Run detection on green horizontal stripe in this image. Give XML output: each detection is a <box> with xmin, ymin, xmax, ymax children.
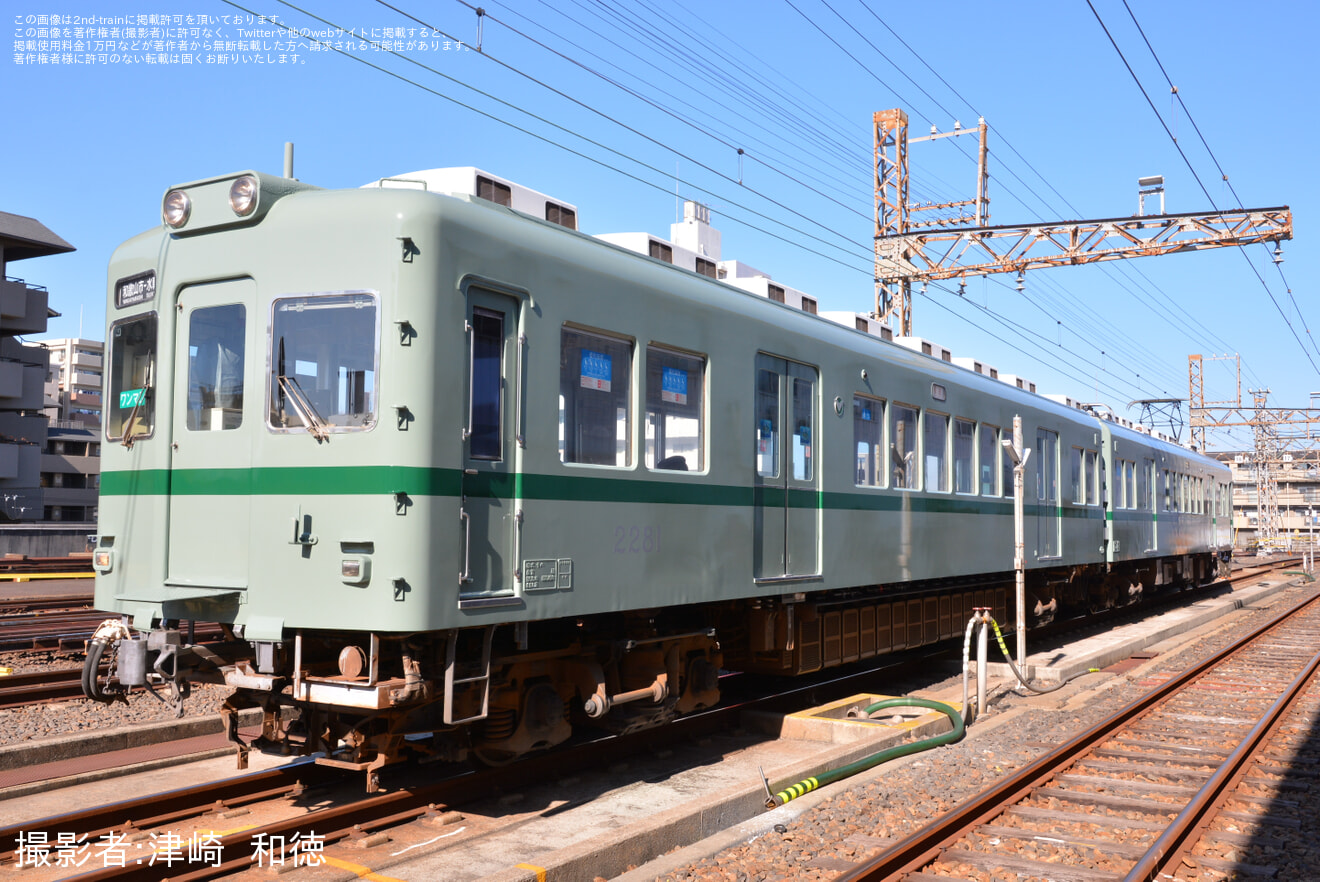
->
<box><xmin>96</xmin><ymin>466</ymin><xmax>1173</xmax><ymax>520</ymax></box>
<box><xmin>100</xmin><ymin>467</ymin><xmax>461</xmax><ymax>497</ymax></box>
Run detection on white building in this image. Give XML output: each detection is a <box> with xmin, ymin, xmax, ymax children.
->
<box><xmin>39</xmin><ymin>337</ymin><xmax>103</xmax><ymax>428</ymax></box>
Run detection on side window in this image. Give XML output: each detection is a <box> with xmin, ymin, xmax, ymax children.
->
<box><xmin>1115</xmin><ymin>460</ymin><xmax>1127</xmax><ymax>509</ymax></box>
<box><xmin>107</xmin><ymin>313</ymin><xmax>158</xmax><ymax>442</ymax></box>
<box><xmin>854</xmin><ymin>395</ymin><xmax>886</xmax><ymax>487</ymax></box>
<box><xmin>979</xmin><ymin>423</ymin><xmax>998</xmax><ymax>496</ymax></box>
<box><xmin>1069</xmin><ymin>447</ymin><xmax>1084</xmax><ymax>504</ymax></box>
<box><xmin>1001</xmin><ymin>428</ymin><xmax>1014</xmax><ymax>498</ymax></box>
<box><xmin>645</xmin><ymin>346</ymin><xmax>704</xmax><ymax>472</ymax></box>
<box><xmin>1126</xmin><ymin>462</ymin><xmax>1137</xmax><ymax>510</ymax></box>
<box><xmin>186</xmin><ymin>304</ymin><xmax>245</xmax><ymax>431</ymax></box>
<box><xmin>468</xmin><ymin>307</ymin><xmax>504</xmax><ymax>461</ymax></box>
<box><xmin>1163</xmin><ymin>469</ymin><xmax>1171</xmax><ymax>511</ymax></box>
<box><xmin>891</xmin><ymin>404</ymin><xmax>919</xmax><ymax>489</ymax></box>
<box><xmin>925</xmin><ymin>412</ymin><xmax>949</xmax><ymax>492</ymax></box>
<box><xmin>1085</xmin><ymin>450</ymin><xmax>1099</xmax><ymax>505</ymax></box>
<box><xmin>1035</xmin><ymin>429</ymin><xmax>1059</xmax><ymax>505</ymax></box>
<box><xmin>791</xmin><ymin>374</ymin><xmax>814</xmax><ymax>481</ymax></box>
<box><xmin>953</xmin><ymin>419</ymin><xmax>975</xmax><ymax>494</ymax></box>
<box><xmin>756</xmin><ymin>368</ymin><xmax>779</xmax><ymax>478</ymax></box>
<box><xmin>560</xmin><ymin>328</ymin><xmax>633</xmax><ymax>467</ymax></box>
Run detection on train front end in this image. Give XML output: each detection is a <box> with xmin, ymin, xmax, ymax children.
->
<box><xmin>87</xmin><ymin>170</ymin><xmax>479</xmax><ymax>784</ymax></box>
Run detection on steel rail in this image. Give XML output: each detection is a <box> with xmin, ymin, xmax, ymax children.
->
<box><xmin>0</xmin><ymin>667</ymin><xmax>89</xmax><ymax>708</ymax></box>
<box><xmin>835</xmin><ymin>583</ymin><xmax>1320</xmax><ymax>881</ymax></box>
<box><xmin>0</xmin><ymin>561</ymin><xmax>1298</xmax><ymax>878</ymax></box>
<box><xmin>0</xmin><ymin>765</ymin><xmax>333</xmax><ymax>862</ymax></box>
<box><xmin>1124</xmin><ymin>633</ymin><xmax>1320</xmax><ymax>880</ymax></box>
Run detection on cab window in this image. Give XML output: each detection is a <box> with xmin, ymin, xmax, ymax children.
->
<box><xmin>268</xmin><ymin>292</ymin><xmax>378</xmax><ymax>433</ymax></box>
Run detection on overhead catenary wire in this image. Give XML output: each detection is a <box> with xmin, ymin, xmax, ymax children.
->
<box><xmin>1085</xmin><ymin>0</ymin><xmax>1319</xmax><ymax>380</ymax></box>
<box><xmin>853</xmin><ymin>2</ymin><xmax>1271</xmax><ymax>389</ymax></box>
<box><xmin>509</xmin><ymin>0</ymin><xmax>1193</xmax><ymax>401</ymax></box>
<box><xmin>793</xmin><ymin>0</ymin><xmax>1248</xmax><ymax>399</ymax></box>
<box><xmin>509</xmin><ymin>0</ymin><xmax>872</xmax><ymax>211</ymax></box>
<box><xmin>463</xmin><ymin>0</ymin><xmax>1244</xmax><ymax>404</ymax></box>
<box><xmin>230</xmin><ymin>0</ymin><xmax>1252</xmax><ymax>413</ymax></box>
<box><xmin>431</xmin><ymin>0</ymin><xmax>880</xmax><ymax>241</ymax></box>
<box><xmin>244</xmin><ymin>0</ymin><xmax>886</xmax><ymax>278</ymax></box>
<box><xmin>1118</xmin><ymin>0</ymin><xmax>1319</xmax><ymax>365</ymax></box>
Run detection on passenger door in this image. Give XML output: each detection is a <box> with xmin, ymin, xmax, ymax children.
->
<box><xmin>753</xmin><ymin>354</ymin><xmax>819</xmax><ymax>581</ymax></box>
<box><xmin>459</xmin><ymin>288</ymin><xmax>522</xmax><ymax>601</ymax></box>
<box><xmin>167</xmin><ymin>279</ymin><xmax>252</xmax><ymax>589</ymax></box>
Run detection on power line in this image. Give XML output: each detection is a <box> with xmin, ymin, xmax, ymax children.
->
<box><xmin>1119</xmin><ymin>0</ymin><xmax>1319</xmax><ymax>365</ymax></box>
<box><xmin>227</xmin><ymin>0</ymin><xmax>874</xmax><ymax>277</ymax></box>
<box><xmin>1085</xmin><ymin>0</ymin><xmax>1319</xmax><ymax>378</ymax></box>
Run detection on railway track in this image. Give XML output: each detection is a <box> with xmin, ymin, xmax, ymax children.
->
<box><xmin>835</xmin><ymin>578</ymin><xmax>1320</xmax><ymax>881</ymax></box>
<box><xmin>0</xmin><ymin>561</ymin><xmax>1305</xmax><ymax>879</ymax></box>
<box><xmin>0</xmin><ymin>667</ymin><xmax>88</xmax><ymax>709</ymax></box>
<box><xmin>0</xmin><ymin>556</ymin><xmax>93</xmax><ymax>578</ymax></box>
<box><xmin>0</xmin><ymin>595</ymin><xmax>94</xmax><ymax>615</ymax></box>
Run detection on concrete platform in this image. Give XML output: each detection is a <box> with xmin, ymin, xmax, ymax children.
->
<box><xmin>986</xmin><ymin>576</ymin><xmax>1300</xmax><ymax>684</ymax></box>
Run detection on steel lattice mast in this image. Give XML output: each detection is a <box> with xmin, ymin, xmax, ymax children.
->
<box><xmin>873</xmin><ymin>109</ymin><xmax>1294</xmax><ymax>336</ymax></box>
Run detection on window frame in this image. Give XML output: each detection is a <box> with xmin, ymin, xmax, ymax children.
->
<box><xmin>185</xmin><ymin>302</ymin><xmax>247</xmax><ymax>433</ymax></box>
<box><xmin>953</xmin><ymin>417</ymin><xmax>976</xmax><ymax>495</ymax></box>
<box><xmin>266</xmin><ymin>290</ymin><xmax>381</xmax><ymax>436</ymax></box>
<box><xmin>925</xmin><ymin>411</ymin><xmax>950</xmax><ymax>493</ymax></box>
<box><xmin>105</xmin><ymin>311</ymin><xmax>160</xmax><ymax>443</ymax></box>
<box><xmin>1069</xmin><ymin>446</ymin><xmax>1084</xmax><ymax>504</ymax></box>
<box><xmin>644</xmin><ymin>344</ymin><xmax>706</xmax><ymax>474</ymax></box>
<box><xmin>979</xmin><ymin>423</ymin><xmax>1000</xmax><ymax>497</ymax></box>
<box><xmin>1085</xmin><ymin>450</ymin><xmax>1099</xmax><ymax>505</ymax></box>
<box><xmin>559</xmin><ymin>324</ymin><xmax>636</xmax><ymax>469</ymax></box>
<box><xmin>891</xmin><ymin>402</ymin><xmax>920</xmax><ymax>491</ymax></box>
<box><xmin>853</xmin><ymin>394</ymin><xmax>887</xmax><ymax>489</ymax></box>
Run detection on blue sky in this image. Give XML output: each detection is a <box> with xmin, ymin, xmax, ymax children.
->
<box><xmin>8</xmin><ymin>0</ymin><xmax>1315</xmax><ymax>449</ymax></box>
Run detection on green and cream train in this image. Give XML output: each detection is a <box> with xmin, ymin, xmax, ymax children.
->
<box><xmin>86</xmin><ymin>165</ymin><xmax>1231</xmax><ymax>780</ymax></box>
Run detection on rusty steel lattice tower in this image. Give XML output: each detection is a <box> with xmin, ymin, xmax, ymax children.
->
<box><xmin>873</xmin><ymin>109</ymin><xmax>1293</xmax><ymax>336</ymax></box>
<box><xmin>1250</xmin><ymin>389</ymin><xmax>1282</xmax><ymax>543</ymax></box>
<box><xmin>1188</xmin><ymin>355</ymin><xmax>1320</xmax><ymax>544</ymax></box>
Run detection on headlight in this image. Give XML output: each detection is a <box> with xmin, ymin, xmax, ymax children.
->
<box><xmin>162</xmin><ymin>190</ymin><xmax>191</xmax><ymax>228</ymax></box>
<box><xmin>228</xmin><ymin>175</ymin><xmax>259</xmax><ymax>217</ymax></box>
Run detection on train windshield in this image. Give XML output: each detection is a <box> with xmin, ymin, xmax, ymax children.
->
<box><xmin>106</xmin><ymin>313</ymin><xmax>157</xmax><ymax>443</ymax></box>
<box><xmin>268</xmin><ymin>292</ymin><xmax>378</xmax><ymax>434</ymax></box>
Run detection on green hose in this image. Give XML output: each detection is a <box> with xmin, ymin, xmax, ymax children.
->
<box><xmin>765</xmin><ymin>697</ymin><xmax>964</xmax><ymax>809</ymax></box>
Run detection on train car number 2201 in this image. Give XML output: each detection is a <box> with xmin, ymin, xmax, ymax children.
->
<box><xmin>614</xmin><ymin>526</ymin><xmax>662</xmax><ymax>554</ymax></box>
